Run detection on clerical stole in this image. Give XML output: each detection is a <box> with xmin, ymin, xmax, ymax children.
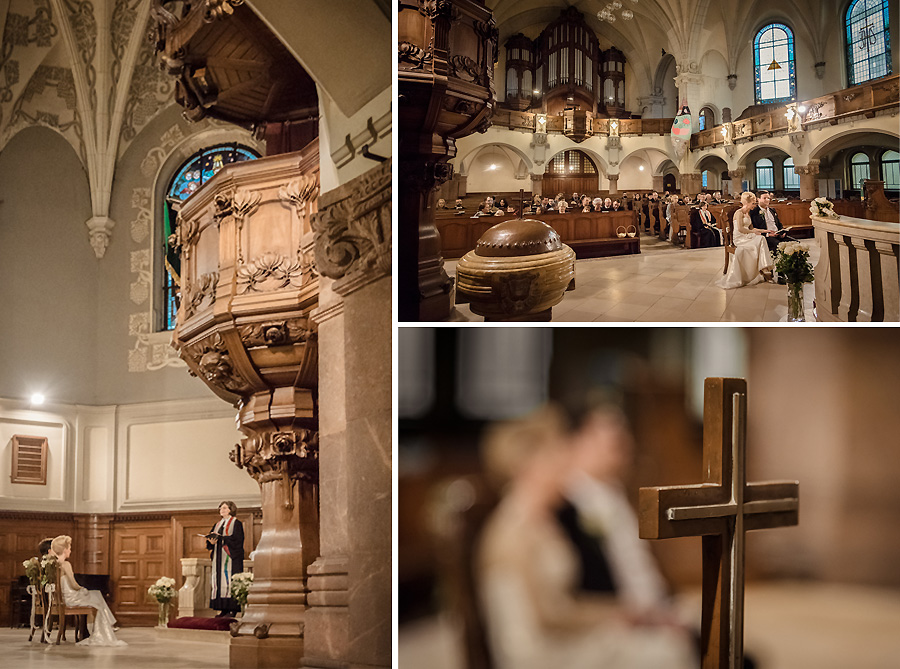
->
<box><xmin>211</xmin><ymin>516</ymin><xmax>236</xmax><ymax>603</ymax></box>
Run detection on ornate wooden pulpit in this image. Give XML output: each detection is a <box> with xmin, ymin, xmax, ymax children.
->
<box><xmin>639</xmin><ymin>377</ymin><xmax>800</xmax><ymax>669</ymax></box>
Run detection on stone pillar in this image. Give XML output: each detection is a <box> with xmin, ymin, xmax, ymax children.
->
<box><xmin>531</xmin><ymin>174</ymin><xmax>544</xmax><ymax>197</ymax></box>
<box><xmin>637</xmin><ymin>94</ymin><xmax>666</xmax><ymax>118</ymax></box>
<box><xmin>681</xmin><ymin>172</ymin><xmax>702</xmax><ymax>195</ymax></box>
<box><xmin>608</xmin><ymin>174</ymin><xmax>619</xmax><ymax>195</ymax></box>
<box><xmin>728</xmin><ymin>168</ymin><xmax>746</xmax><ymax>196</ymax></box>
<box><xmin>796</xmin><ymin>160</ymin><xmax>820</xmax><ymax>200</ymax></box>
<box><xmin>399</xmin><ymin>0</ymin><xmax>498</xmax><ymax>321</ymax></box>
<box><xmin>304</xmin><ymin>161</ymin><xmax>392</xmax><ymax>669</ymax></box>
<box><xmin>652</xmin><ymin>175</ymin><xmax>664</xmax><ymax>192</ymax></box>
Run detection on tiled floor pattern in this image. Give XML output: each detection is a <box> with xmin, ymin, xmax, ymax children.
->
<box><xmin>0</xmin><ymin>627</ymin><xmax>228</xmax><ymax>668</ymax></box>
<box><xmin>447</xmin><ymin>235</ymin><xmax>820</xmax><ymax>323</ymax></box>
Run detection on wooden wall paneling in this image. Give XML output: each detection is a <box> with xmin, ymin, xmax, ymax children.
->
<box><xmin>112</xmin><ymin>519</ymin><xmax>174</xmax><ymax>626</ymax></box>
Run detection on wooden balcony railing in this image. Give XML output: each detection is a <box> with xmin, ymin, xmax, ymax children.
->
<box><xmin>491</xmin><ymin>108</ymin><xmax>674</xmax><ymax>136</ymax></box>
<box><xmin>692</xmin><ymin>74</ymin><xmax>899</xmax><ymax>150</ymax></box>
<box><xmin>491</xmin><ymin>75</ymin><xmax>898</xmax><ymax>151</ymax></box>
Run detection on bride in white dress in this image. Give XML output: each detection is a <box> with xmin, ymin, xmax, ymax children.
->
<box><xmin>50</xmin><ymin>535</ymin><xmax>127</xmax><ymax>646</ymax></box>
<box><xmin>717</xmin><ymin>191</ymin><xmax>774</xmax><ymax>289</ymax></box>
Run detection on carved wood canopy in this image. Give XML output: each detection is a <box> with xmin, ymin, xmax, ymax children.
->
<box><xmin>152</xmin><ymin>0</ymin><xmax>318</xmax><ymax>129</ymax></box>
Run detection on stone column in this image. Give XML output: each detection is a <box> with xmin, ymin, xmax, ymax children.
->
<box><xmin>728</xmin><ymin>168</ymin><xmax>746</xmax><ymax>196</ymax></box>
<box><xmin>531</xmin><ymin>173</ymin><xmax>544</xmax><ymax>197</ymax></box>
<box><xmin>796</xmin><ymin>160</ymin><xmax>820</xmax><ymax>200</ymax></box>
<box><xmin>652</xmin><ymin>175</ymin><xmax>665</xmax><ymax>192</ymax></box>
<box><xmin>304</xmin><ymin>161</ymin><xmax>392</xmax><ymax>669</ymax></box>
<box><xmin>681</xmin><ymin>172</ymin><xmax>702</xmax><ymax>195</ymax></box>
<box><xmin>607</xmin><ymin>174</ymin><xmax>619</xmax><ymax>195</ymax></box>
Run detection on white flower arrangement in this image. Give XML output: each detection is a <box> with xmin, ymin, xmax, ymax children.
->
<box><xmin>809</xmin><ymin>196</ymin><xmax>838</xmax><ymax>218</ymax></box>
<box><xmin>148</xmin><ymin>576</ymin><xmax>178</xmax><ymax>603</ymax></box>
<box><xmin>230</xmin><ymin>571</ymin><xmax>254</xmax><ymax>608</ymax></box>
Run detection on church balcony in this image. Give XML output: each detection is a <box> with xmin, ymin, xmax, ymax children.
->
<box><xmin>491</xmin><ymin>108</ymin><xmax>674</xmax><ymax>136</ymax></box>
<box><xmin>692</xmin><ymin>74</ymin><xmax>899</xmax><ymax>151</ymax></box>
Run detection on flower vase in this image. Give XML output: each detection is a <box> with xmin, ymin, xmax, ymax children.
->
<box><xmin>787</xmin><ymin>282</ymin><xmax>805</xmax><ymax>322</ymax></box>
<box><xmin>158</xmin><ymin>600</ymin><xmax>170</xmax><ymax>628</ymax></box>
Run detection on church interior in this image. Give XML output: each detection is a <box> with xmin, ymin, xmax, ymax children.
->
<box><xmin>397</xmin><ymin>327</ymin><xmax>900</xmax><ymax>669</ymax></box>
<box><xmin>0</xmin><ymin>1</ymin><xmax>390</xmax><ymax>668</ymax></box>
<box><xmin>399</xmin><ymin>0</ymin><xmax>899</xmax><ymax>322</ymax></box>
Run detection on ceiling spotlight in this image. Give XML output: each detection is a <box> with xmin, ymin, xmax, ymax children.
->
<box><xmin>31</xmin><ymin>393</ymin><xmax>45</xmax><ymax>405</ymax></box>
<box><xmin>488</xmin><ymin>164</ymin><xmax>498</xmax><ymax>171</ymax></box>
<box><xmin>639</xmin><ymin>165</ymin><xmax>645</xmax><ymax>171</ymax></box>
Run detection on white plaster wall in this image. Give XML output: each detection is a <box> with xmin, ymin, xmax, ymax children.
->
<box><xmin>0</xmin><ymin>396</ymin><xmax>260</xmax><ymax>514</ymax></box>
<box><xmin>618</xmin><ymin>154</ymin><xmax>654</xmax><ymax>191</ymax></box>
<box><xmin>0</xmin><ymin>415</ymin><xmax>67</xmax><ymax>505</ymax></box>
<box><xmin>117</xmin><ymin>399</ymin><xmax>260</xmax><ymax>512</ymax></box>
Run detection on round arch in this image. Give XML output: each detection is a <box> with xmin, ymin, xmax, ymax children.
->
<box><xmin>545</xmin><ymin>146</ymin><xmax>607</xmax><ymax>177</ymax></box>
<box><xmin>458</xmin><ymin>142</ymin><xmax>534</xmax><ymax>178</ymax></box>
<box><xmin>735</xmin><ymin>141</ymin><xmax>798</xmax><ymax>168</ymax></box>
<box><xmin>810</xmin><ymin>129</ymin><xmax>900</xmax><ymax>161</ymax></box>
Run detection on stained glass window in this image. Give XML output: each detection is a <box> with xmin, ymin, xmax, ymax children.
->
<box><xmin>881</xmin><ymin>150</ymin><xmax>899</xmax><ymax>189</ymax></box>
<box><xmin>702</xmin><ymin>171</ymin><xmax>709</xmax><ymax>188</ymax></box>
<box><xmin>783</xmin><ymin>157</ymin><xmax>799</xmax><ymax>190</ymax></box>
<box><xmin>850</xmin><ymin>152</ymin><xmax>871</xmax><ymax>189</ymax></box>
<box><xmin>755</xmin><ymin>158</ymin><xmax>774</xmax><ymax>190</ymax></box>
<box><xmin>161</xmin><ymin>144</ymin><xmax>259</xmax><ymax>330</ymax></box>
<box><xmin>846</xmin><ymin>0</ymin><xmax>891</xmax><ymax>86</ymax></box>
<box><xmin>754</xmin><ymin>24</ymin><xmax>796</xmax><ymax>103</ymax></box>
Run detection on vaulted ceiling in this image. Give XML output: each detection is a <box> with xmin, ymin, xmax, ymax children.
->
<box><xmin>487</xmin><ymin>0</ymin><xmax>845</xmax><ymax>95</ymax></box>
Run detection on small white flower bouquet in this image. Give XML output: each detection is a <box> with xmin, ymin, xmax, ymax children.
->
<box><xmin>230</xmin><ymin>572</ymin><xmax>254</xmax><ymax>609</ymax></box>
<box><xmin>775</xmin><ymin>241</ymin><xmax>814</xmax><ymax>284</ymax></box>
<box><xmin>148</xmin><ymin>576</ymin><xmax>178</xmax><ymax>603</ymax></box>
<box><xmin>809</xmin><ymin>196</ymin><xmax>838</xmax><ymax>218</ymax></box>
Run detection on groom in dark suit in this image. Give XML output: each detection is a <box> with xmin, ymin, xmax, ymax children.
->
<box><xmin>750</xmin><ymin>191</ymin><xmax>790</xmax><ymax>253</ymax></box>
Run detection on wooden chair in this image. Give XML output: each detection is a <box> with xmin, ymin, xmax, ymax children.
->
<box><xmin>45</xmin><ymin>570</ymin><xmax>95</xmax><ymax>644</ymax></box>
<box><xmin>26</xmin><ymin>584</ymin><xmax>47</xmax><ymax>642</ymax></box>
<box><xmin>722</xmin><ymin>218</ymin><xmax>736</xmax><ymax>274</ymax></box>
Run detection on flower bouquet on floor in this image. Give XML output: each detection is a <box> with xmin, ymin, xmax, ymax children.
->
<box><xmin>808</xmin><ymin>196</ymin><xmax>838</xmax><ymax>218</ymax></box>
<box><xmin>148</xmin><ymin>576</ymin><xmax>178</xmax><ymax>627</ymax></box>
<box><xmin>230</xmin><ymin>572</ymin><xmax>254</xmax><ymax>616</ymax></box>
<box><xmin>775</xmin><ymin>241</ymin><xmax>815</xmax><ymax>322</ymax></box>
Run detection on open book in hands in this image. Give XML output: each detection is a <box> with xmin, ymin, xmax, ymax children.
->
<box><xmin>197</xmin><ymin>532</ymin><xmax>222</xmax><ymax>540</ymax></box>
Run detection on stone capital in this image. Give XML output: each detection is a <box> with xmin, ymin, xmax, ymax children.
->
<box><xmin>728</xmin><ymin>168</ymin><xmax>746</xmax><ymax>179</ymax></box>
<box><xmin>795</xmin><ymin>159</ymin><xmax>820</xmax><ymax>176</ymax></box>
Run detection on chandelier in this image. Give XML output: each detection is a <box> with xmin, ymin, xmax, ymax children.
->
<box><xmin>597</xmin><ymin>0</ymin><xmax>637</xmax><ymax>22</ymax></box>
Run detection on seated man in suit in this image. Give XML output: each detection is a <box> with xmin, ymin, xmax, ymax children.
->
<box><xmin>750</xmin><ymin>191</ymin><xmax>790</xmax><ymax>253</ymax></box>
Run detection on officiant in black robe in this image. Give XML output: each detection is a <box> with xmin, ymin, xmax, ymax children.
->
<box><xmin>206</xmin><ymin>500</ymin><xmax>245</xmax><ymax>617</ymax></box>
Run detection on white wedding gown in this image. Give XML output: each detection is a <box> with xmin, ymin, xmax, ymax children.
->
<box><xmin>717</xmin><ymin>210</ymin><xmax>773</xmax><ymax>289</ymax></box>
<box><xmin>61</xmin><ymin>569</ymin><xmax>127</xmax><ymax>646</ymax></box>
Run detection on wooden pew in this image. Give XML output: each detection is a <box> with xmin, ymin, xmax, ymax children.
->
<box><xmin>435</xmin><ymin>210</ymin><xmax>641</xmax><ymax>259</ymax></box>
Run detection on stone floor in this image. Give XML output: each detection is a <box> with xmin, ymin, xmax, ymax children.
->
<box><xmin>0</xmin><ymin>627</ymin><xmax>228</xmax><ymax>668</ymax></box>
<box><xmin>447</xmin><ymin>234</ymin><xmax>820</xmax><ymax>323</ymax></box>
<box><xmin>398</xmin><ymin>581</ymin><xmax>900</xmax><ymax>669</ymax></box>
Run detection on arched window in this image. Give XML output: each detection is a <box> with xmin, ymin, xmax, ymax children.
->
<box><xmin>881</xmin><ymin>150</ymin><xmax>899</xmax><ymax>189</ymax></box>
<box><xmin>783</xmin><ymin>157</ymin><xmax>799</xmax><ymax>190</ymax></box>
<box><xmin>755</xmin><ymin>158</ymin><xmax>774</xmax><ymax>189</ymax></box>
<box><xmin>701</xmin><ymin>170</ymin><xmax>709</xmax><ymax>189</ymax></box>
<box><xmin>161</xmin><ymin>144</ymin><xmax>260</xmax><ymax>330</ymax></box>
<box><xmin>845</xmin><ymin>0</ymin><xmax>891</xmax><ymax>86</ymax></box>
<box><xmin>754</xmin><ymin>24</ymin><xmax>796</xmax><ymax>103</ymax></box>
<box><xmin>850</xmin><ymin>152</ymin><xmax>871</xmax><ymax>189</ymax></box>
<box><xmin>698</xmin><ymin>107</ymin><xmax>715</xmax><ymax>131</ymax></box>
<box><xmin>547</xmin><ymin>150</ymin><xmax>596</xmax><ymax>175</ymax></box>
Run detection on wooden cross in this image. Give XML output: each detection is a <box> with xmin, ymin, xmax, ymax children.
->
<box><xmin>639</xmin><ymin>377</ymin><xmax>799</xmax><ymax>669</ymax></box>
